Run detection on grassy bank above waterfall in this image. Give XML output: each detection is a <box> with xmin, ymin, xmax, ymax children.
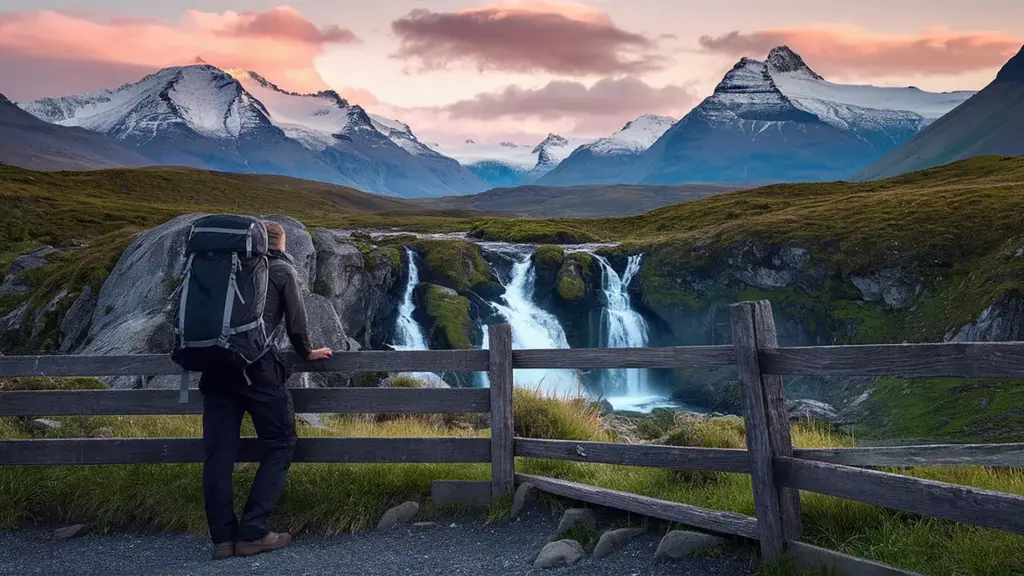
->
<box><xmin>2</xmin><ymin>377</ymin><xmax>1023</xmax><ymax>575</ymax></box>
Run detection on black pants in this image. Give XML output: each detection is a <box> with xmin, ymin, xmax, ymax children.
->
<box><xmin>199</xmin><ymin>353</ymin><xmax>297</xmax><ymax>544</ymax></box>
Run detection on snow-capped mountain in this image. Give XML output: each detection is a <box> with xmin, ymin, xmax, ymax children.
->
<box><xmin>429</xmin><ymin>134</ymin><xmax>592</xmax><ymax>188</ymax></box>
<box><xmin>633</xmin><ymin>46</ymin><xmax>975</xmax><ymax>185</ymax></box>
<box><xmin>536</xmin><ymin>114</ymin><xmax>675</xmax><ymax>186</ymax></box>
<box><xmin>21</xmin><ymin>64</ymin><xmax>485</xmax><ymax>198</ymax></box>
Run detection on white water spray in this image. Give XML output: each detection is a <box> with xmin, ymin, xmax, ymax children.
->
<box><xmin>390</xmin><ymin>248</ymin><xmax>444</xmax><ymax>387</ymax></box>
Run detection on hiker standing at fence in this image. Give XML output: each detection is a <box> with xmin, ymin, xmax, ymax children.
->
<box><xmin>171</xmin><ymin>216</ymin><xmax>333</xmax><ymax>559</ymax></box>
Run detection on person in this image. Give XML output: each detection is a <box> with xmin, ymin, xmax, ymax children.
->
<box><xmin>199</xmin><ymin>220</ymin><xmax>333</xmax><ymax>559</ymax></box>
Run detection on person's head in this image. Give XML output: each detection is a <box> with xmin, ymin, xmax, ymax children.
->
<box><xmin>263</xmin><ymin>220</ymin><xmax>286</xmax><ymax>252</ymax></box>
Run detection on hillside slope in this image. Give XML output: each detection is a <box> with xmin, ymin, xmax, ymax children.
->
<box><xmin>0</xmin><ymin>94</ymin><xmax>151</xmax><ymax>171</ymax></box>
<box><xmin>856</xmin><ymin>45</ymin><xmax>1024</xmax><ymax>180</ymax></box>
<box><xmin>418</xmin><ymin>182</ymin><xmax>739</xmax><ymax>218</ymax></box>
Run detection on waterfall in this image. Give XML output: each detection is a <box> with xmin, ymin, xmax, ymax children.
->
<box><xmin>594</xmin><ymin>254</ymin><xmax>669</xmax><ymax>411</ymax></box>
<box><xmin>390</xmin><ymin>248</ymin><xmax>444</xmax><ymax>387</ymax></box>
<box><xmin>483</xmin><ymin>250</ymin><xmax>581</xmax><ymax>398</ymax></box>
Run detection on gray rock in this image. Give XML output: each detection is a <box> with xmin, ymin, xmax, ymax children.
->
<box><xmin>54</xmin><ymin>524</ymin><xmax>91</xmax><ymax>539</ymax></box>
<box><xmin>948</xmin><ymin>293</ymin><xmax>1024</xmax><ymax>343</ymax></box>
<box><xmin>778</xmin><ymin>246</ymin><xmax>810</xmax><ymax>268</ymax></box>
<box><xmin>91</xmin><ymin>427</ymin><xmax>114</xmax><ymax>439</ymax></box>
<box><xmin>593</xmin><ymin>527</ymin><xmax>644</xmax><ymax>558</ymax></box>
<box><xmin>533</xmin><ymin>539</ymin><xmax>584</xmax><ymax>569</ymax></box>
<box><xmin>0</xmin><ymin>245</ymin><xmax>57</xmax><ymax>297</ymax></box>
<box><xmin>736</xmin><ymin>267</ymin><xmax>793</xmax><ymax>290</ymax></box>
<box><xmin>654</xmin><ymin>530</ymin><xmax>725</xmax><ymax>559</ymax></box>
<box><xmin>552</xmin><ymin>508</ymin><xmax>596</xmax><ymax>540</ymax></box>
<box><xmin>59</xmin><ymin>286</ymin><xmax>95</xmax><ymax>353</ymax></box>
<box><xmin>377</xmin><ymin>501</ymin><xmax>419</xmax><ymax>531</ymax></box>
<box><xmin>785</xmin><ymin>398</ymin><xmax>844</xmax><ymax>424</ymax></box>
<box><xmin>0</xmin><ymin>302</ymin><xmax>30</xmax><ymax>350</ymax></box>
<box><xmin>296</xmin><ymin>413</ymin><xmax>328</xmax><ymax>430</ymax></box>
<box><xmin>851</xmin><ymin>268</ymin><xmax>918</xmax><ymax>309</ymax></box>
<box><xmin>263</xmin><ymin>216</ymin><xmax>315</xmax><ymax>287</ymax></box>
<box><xmin>29</xmin><ymin>418</ymin><xmax>62</xmax><ymax>431</ymax></box>
<box><xmin>511</xmin><ymin>482</ymin><xmax>539</xmax><ymax>518</ymax></box>
<box><xmin>25</xmin><ymin>288</ymin><xmax>69</xmax><ymax>349</ymax></box>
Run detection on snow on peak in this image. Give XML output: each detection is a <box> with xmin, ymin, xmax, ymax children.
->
<box><xmin>21</xmin><ymin>64</ymin><xmax>263</xmax><ymax>140</ymax></box>
<box><xmin>584</xmin><ymin>114</ymin><xmax>676</xmax><ymax>156</ymax></box>
<box><xmin>532</xmin><ymin>133</ymin><xmax>569</xmax><ymax>154</ymax></box>
<box><xmin>766</xmin><ymin>46</ymin><xmax>823</xmax><ymax>80</ymax></box>
<box><xmin>368</xmin><ymin>113</ymin><xmax>440</xmax><ymax>157</ymax></box>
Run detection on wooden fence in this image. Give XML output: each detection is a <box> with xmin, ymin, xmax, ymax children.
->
<box><xmin>2</xmin><ymin>300</ymin><xmax>1024</xmax><ymax>574</ymax></box>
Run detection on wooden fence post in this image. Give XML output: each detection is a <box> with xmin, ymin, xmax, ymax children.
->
<box><xmin>488</xmin><ymin>323</ymin><xmax>515</xmax><ymax>501</ymax></box>
<box><xmin>730</xmin><ymin>302</ymin><xmax>785</xmax><ymax>561</ymax></box>
<box><xmin>752</xmin><ymin>300</ymin><xmax>803</xmax><ymax>541</ymax></box>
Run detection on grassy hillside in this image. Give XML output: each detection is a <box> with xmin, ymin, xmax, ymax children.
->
<box><xmin>415</xmin><ymin>182</ymin><xmax>740</xmax><ymax>218</ymax></box>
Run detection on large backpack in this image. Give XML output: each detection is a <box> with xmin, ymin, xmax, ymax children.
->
<box><xmin>170</xmin><ymin>214</ymin><xmax>271</xmax><ymax>402</ymax></box>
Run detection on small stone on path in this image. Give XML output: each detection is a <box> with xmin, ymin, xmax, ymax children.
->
<box><xmin>552</xmin><ymin>508</ymin><xmax>596</xmax><ymax>540</ymax></box>
<box><xmin>654</xmin><ymin>530</ymin><xmax>725</xmax><ymax>559</ymax></box>
<box><xmin>377</xmin><ymin>502</ymin><xmax>419</xmax><ymax>531</ymax></box>
<box><xmin>296</xmin><ymin>413</ymin><xmax>328</xmax><ymax>430</ymax></box>
<box><xmin>54</xmin><ymin>524</ymin><xmax>91</xmax><ymax>540</ymax></box>
<box><xmin>534</xmin><ymin>539</ymin><xmax>584</xmax><ymax>569</ymax></box>
<box><xmin>91</xmin><ymin>427</ymin><xmax>114</xmax><ymax>438</ymax></box>
<box><xmin>593</xmin><ymin>527</ymin><xmax>644</xmax><ymax>558</ymax></box>
<box><xmin>29</xmin><ymin>419</ymin><xmax>62</xmax><ymax>431</ymax></box>
<box><xmin>510</xmin><ymin>482</ymin><xmax>539</xmax><ymax>518</ymax></box>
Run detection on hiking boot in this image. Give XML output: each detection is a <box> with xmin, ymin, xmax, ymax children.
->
<box><xmin>212</xmin><ymin>542</ymin><xmax>235</xmax><ymax>559</ymax></box>
<box><xmin>235</xmin><ymin>532</ymin><xmax>292</xmax><ymax>557</ymax></box>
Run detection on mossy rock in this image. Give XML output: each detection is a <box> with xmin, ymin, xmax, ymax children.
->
<box><xmin>412</xmin><ymin>239</ymin><xmax>494</xmax><ymax>294</ymax></box>
<box><xmin>419</xmin><ymin>284</ymin><xmax>473</xmax><ymax>349</ymax></box>
<box><xmin>555</xmin><ymin>258</ymin><xmax>587</xmax><ymax>302</ymax></box>
<box><xmin>532</xmin><ymin>245</ymin><xmax>565</xmax><ymax>296</ymax></box>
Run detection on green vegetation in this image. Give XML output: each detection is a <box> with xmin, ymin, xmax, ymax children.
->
<box><xmin>412</xmin><ymin>239</ymin><xmax>492</xmax><ymax>293</ymax></box>
<box><xmin>531</xmin><ymin>244</ymin><xmax>565</xmax><ymax>268</ymax></box>
<box><xmin>468</xmin><ymin>218</ymin><xmax>599</xmax><ymax>244</ymax></box>
<box><xmin>422</xmin><ymin>284</ymin><xmax>473</xmax><ymax>349</ymax></box>
<box><xmin>2</xmin><ymin>381</ymin><xmax>1021</xmax><ymax>575</ymax></box>
<box><xmin>556</xmin><ymin>271</ymin><xmax>586</xmax><ymax>301</ymax></box>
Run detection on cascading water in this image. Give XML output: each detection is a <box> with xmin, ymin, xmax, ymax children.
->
<box><xmin>593</xmin><ymin>253</ymin><xmax>673</xmax><ymax>412</ymax></box>
<box><xmin>482</xmin><ymin>250</ymin><xmax>581</xmax><ymax>397</ymax></box>
<box><xmin>595</xmin><ymin>254</ymin><xmax>649</xmax><ymax>395</ymax></box>
<box><xmin>390</xmin><ymin>248</ymin><xmax>444</xmax><ymax>386</ymax></box>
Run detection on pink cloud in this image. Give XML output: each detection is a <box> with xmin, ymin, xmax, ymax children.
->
<box><xmin>699</xmin><ymin>25</ymin><xmax>1023</xmax><ymax>77</ymax></box>
<box><xmin>390</xmin><ymin>2</ymin><xmax>666</xmax><ymax>76</ymax></box>
<box><xmin>0</xmin><ymin>7</ymin><xmax>357</xmax><ymax>100</ymax></box>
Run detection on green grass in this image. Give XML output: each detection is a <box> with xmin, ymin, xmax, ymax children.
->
<box><xmin>2</xmin><ymin>383</ymin><xmax>1022</xmax><ymax>575</ymax></box>
<box><xmin>422</xmin><ymin>284</ymin><xmax>473</xmax><ymax>349</ymax></box>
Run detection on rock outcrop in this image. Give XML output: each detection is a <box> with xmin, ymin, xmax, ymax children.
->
<box><xmin>948</xmin><ymin>292</ymin><xmax>1024</xmax><ymax>343</ymax></box>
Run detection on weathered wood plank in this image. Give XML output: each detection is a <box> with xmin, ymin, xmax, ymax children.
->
<box><xmin>762</xmin><ymin>342</ymin><xmax>1024</xmax><ymax>378</ymax></box>
<box><xmin>516</xmin><ymin>473</ymin><xmax>758</xmax><ymax>539</ymax></box>
<box><xmin>512</xmin><ymin>346</ymin><xmax>734</xmax><ymax>369</ymax></box>
<box><xmin>752</xmin><ymin>300</ymin><xmax>803</xmax><ymax>541</ymax></box>
<box><xmin>0</xmin><ymin>387</ymin><xmax>491</xmax><ymax>416</ymax></box>
<box><xmin>730</xmin><ymin>302</ymin><xmax>785</xmax><ymax>560</ymax></box>
<box><xmin>514</xmin><ymin>438</ymin><xmax>750</xmax><ymax>473</ymax></box>
<box><xmin>788</xmin><ymin>541</ymin><xmax>923</xmax><ymax>576</ymax></box>
<box><xmin>489</xmin><ymin>324</ymin><xmax>515</xmax><ymax>501</ymax></box>
<box><xmin>795</xmin><ymin>443</ymin><xmax>1024</xmax><ymax>468</ymax></box>
<box><xmin>0</xmin><ymin>437</ymin><xmax>491</xmax><ymax>465</ymax></box>
<box><xmin>776</xmin><ymin>457</ymin><xmax>1024</xmax><ymax>536</ymax></box>
<box><xmin>431</xmin><ymin>480</ymin><xmax>493</xmax><ymax>508</ymax></box>
<box><xmin>0</xmin><ymin>349</ymin><xmax>489</xmax><ymax>378</ymax></box>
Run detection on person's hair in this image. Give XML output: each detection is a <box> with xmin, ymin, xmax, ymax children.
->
<box><xmin>263</xmin><ymin>220</ymin><xmax>286</xmax><ymax>250</ymax></box>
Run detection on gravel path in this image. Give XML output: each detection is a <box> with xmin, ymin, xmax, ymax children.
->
<box><xmin>0</xmin><ymin>513</ymin><xmax>757</xmax><ymax>576</ymax></box>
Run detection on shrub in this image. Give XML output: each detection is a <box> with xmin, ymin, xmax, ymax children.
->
<box><xmin>513</xmin><ymin>388</ymin><xmax>611</xmax><ymax>441</ymax></box>
<box><xmin>661</xmin><ymin>416</ymin><xmax>746</xmax><ymax>485</ymax></box>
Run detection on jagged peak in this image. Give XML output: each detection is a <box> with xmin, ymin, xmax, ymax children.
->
<box><xmin>191</xmin><ymin>56</ymin><xmax>208</xmax><ymax>65</ymax></box>
<box><xmin>0</xmin><ymin>93</ymin><xmax>11</xmax><ymax>105</ymax></box>
<box><xmin>533</xmin><ymin>133</ymin><xmax>569</xmax><ymax>153</ymax></box>
<box><xmin>995</xmin><ymin>44</ymin><xmax>1024</xmax><ymax>83</ymax></box>
<box><xmin>766</xmin><ymin>45</ymin><xmax>823</xmax><ymax>80</ymax></box>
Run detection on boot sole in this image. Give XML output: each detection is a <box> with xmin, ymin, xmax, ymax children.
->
<box><xmin>235</xmin><ymin>536</ymin><xmax>291</xmax><ymax>557</ymax></box>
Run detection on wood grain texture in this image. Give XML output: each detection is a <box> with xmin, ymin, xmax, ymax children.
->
<box><xmin>730</xmin><ymin>302</ymin><xmax>785</xmax><ymax>560</ymax></box>
<box><xmin>515</xmin><ymin>473</ymin><xmax>758</xmax><ymax>539</ymax></box>
<box><xmin>776</xmin><ymin>457</ymin><xmax>1024</xmax><ymax>536</ymax></box>
<box><xmin>488</xmin><ymin>324</ymin><xmax>515</xmax><ymax>500</ymax></box>
<box><xmin>761</xmin><ymin>342</ymin><xmax>1024</xmax><ymax>377</ymax></box>
<box><xmin>0</xmin><ymin>437</ymin><xmax>491</xmax><ymax>465</ymax></box>
<box><xmin>0</xmin><ymin>388</ymin><xmax>491</xmax><ymax>416</ymax></box>
<box><xmin>512</xmin><ymin>346</ymin><xmax>734</xmax><ymax>369</ymax></box>
<box><xmin>514</xmin><ymin>438</ymin><xmax>750</xmax><ymax>473</ymax></box>
<box><xmin>788</xmin><ymin>541</ymin><xmax>923</xmax><ymax>576</ymax></box>
<box><xmin>795</xmin><ymin>443</ymin><xmax>1024</xmax><ymax>468</ymax></box>
<box><xmin>0</xmin><ymin>349</ymin><xmax>489</xmax><ymax>378</ymax></box>
<box><xmin>752</xmin><ymin>300</ymin><xmax>803</xmax><ymax>541</ymax></box>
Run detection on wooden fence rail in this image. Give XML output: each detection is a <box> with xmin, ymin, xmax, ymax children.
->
<box><xmin>3</xmin><ymin>301</ymin><xmax>1024</xmax><ymax>575</ymax></box>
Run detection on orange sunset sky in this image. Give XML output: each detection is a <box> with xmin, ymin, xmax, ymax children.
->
<box><xmin>1</xmin><ymin>0</ymin><xmax>1021</xmax><ymax>144</ymax></box>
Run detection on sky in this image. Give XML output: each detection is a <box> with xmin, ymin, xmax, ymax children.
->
<box><xmin>1</xmin><ymin>0</ymin><xmax>1021</xmax><ymax>145</ymax></box>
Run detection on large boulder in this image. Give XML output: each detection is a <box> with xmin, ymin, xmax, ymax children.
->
<box><xmin>0</xmin><ymin>245</ymin><xmax>58</xmax><ymax>297</ymax></box>
<box><xmin>948</xmin><ymin>292</ymin><xmax>1024</xmax><ymax>343</ymax></box>
<box><xmin>312</xmin><ymin>229</ymin><xmax>401</xmax><ymax>349</ymax></box>
<box><xmin>75</xmin><ymin>214</ymin><xmax>358</xmax><ymax>389</ymax></box>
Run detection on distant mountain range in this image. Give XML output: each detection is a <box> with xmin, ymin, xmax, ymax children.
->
<box><xmin>7</xmin><ymin>46</ymin><xmax>1021</xmax><ymax>196</ymax></box>
<box><xmin>856</xmin><ymin>45</ymin><xmax>1024</xmax><ymax>180</ymax></box>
